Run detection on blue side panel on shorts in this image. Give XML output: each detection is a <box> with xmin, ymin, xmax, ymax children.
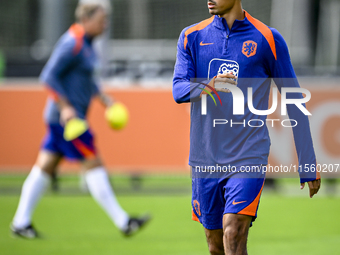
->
<box><xmin>192</xmin><ymin>170</ymin><xmax>265</xmax><ymax>230</ymax></box>
<box><xmin>192</xmin><ymin>177</ymin><xmax>225</xmax><ymax>229</ymax></box>
<box><xmin>223</xmin><ymin>177</ymin><xmax>265</xmax><ymax>216</ymax></box>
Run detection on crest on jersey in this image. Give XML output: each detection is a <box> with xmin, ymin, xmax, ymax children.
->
<box><xmin>193</xmin><ymin>200</ymin><xmax>201</xmax><ymax>216</ymax></box>
<box><xmin>242</xmin><ymin>40</ymin><xmax>257</xmax><ymax>57</ymax></box>
<box><xmin>208</xmin><ymin>59</ymin><xmax>239</xmax><ymax>79</ymax></box>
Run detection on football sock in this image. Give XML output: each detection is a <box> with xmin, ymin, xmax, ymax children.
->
<box><xmin>85</xmin><ymin>166</ymin><xmax>129</xmax><ymax>230</ymax></box>
<box><xmin>12</xmin><ymin>166</ymin><xmax>50</xmax><ymax>229</ymax></box>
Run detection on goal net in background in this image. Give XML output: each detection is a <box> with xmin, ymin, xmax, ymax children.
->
<box><xmin>111</xmin><ymin>0</ymin><xmax>272</xmax><ymax>40</ymax></box>
<box><xmin>0</xmin><ymin>0</ymin><xmax>339</xmax><ymax>79</ymax></box>
<box><xmin>108</xmin><ymin>0</ymin><xmax>273</xmax><ymax>85</ymax></box>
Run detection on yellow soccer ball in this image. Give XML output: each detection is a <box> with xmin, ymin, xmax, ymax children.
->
<box><xmin>105</xmin><ymin>103</ymin><xmax>129</xmax><ymax>130</ymax></box>
<box><xmin>63</xmin><ymin>118</ymin><xmax>88</xmax><ymax>141</ymax></box>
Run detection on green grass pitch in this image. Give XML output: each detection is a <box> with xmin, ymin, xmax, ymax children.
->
<box><xmin>0</xmin><ymin>175</ymin><xmax>339</xmax><ymax>255</ymax></box>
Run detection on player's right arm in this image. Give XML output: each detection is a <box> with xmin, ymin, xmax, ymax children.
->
<box><xmin>173</xmin><ymin>30</ymin><xmax>236</xmax><ymax>103</ymax></box>
<box><xmin>172</xmin><ymin>29</ymin><xmax>206</xmax><ymax>104</ymax></box>
<box><xmin>58</xmin><ymin>99</ymin><xmax>76</xmax><ymax>124</ymax></box>
<box><xmin>40</xmin><ymin>37</ymin><xmax>78</xmax><ymax>123</ymax></box>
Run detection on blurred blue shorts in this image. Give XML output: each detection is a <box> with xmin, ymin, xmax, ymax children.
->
<box><xmin>41</xmin><ymin>123</ymin><xmax>97</xmax><ymax>160</ymax></box>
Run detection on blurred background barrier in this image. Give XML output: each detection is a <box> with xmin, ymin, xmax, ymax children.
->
<box><xmin>0</xmin><ymin>79</ymin><xmax>339</xmax><ymax>177</ymax></box>
<box><xmin>0</xmin><ymin>1</ymin><xmax>339</xmax><ymax>254</ymax></box>
<box><xmin>1</xmin><ymin>0</ymin><xmax>340</xmax><ymax>79</ymax></box>
<box><xmin>0</xmin><ymin>84</ymin><xmax>191</xmax><ymax>174</ymax></box>
<box><xmin>0</xmin><ymin>0</ymin><xmax>339</xmax><ymax>185</ymax></box>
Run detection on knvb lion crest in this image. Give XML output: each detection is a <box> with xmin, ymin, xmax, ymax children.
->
<box><xmin>242</xmin><ymin>40</ymin><xmax>257</xmax><ymax>57</ymax></box>
<box><xmin>193</xmin><ymin>200</ymin><xmax>201</xmax><ymax>216</ymax></box>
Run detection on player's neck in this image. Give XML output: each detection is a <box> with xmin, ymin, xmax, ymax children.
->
<box><xmin>79</xmin><ymin>23</ymin><xmax>90</xmax><ymax>38</ymax></box>
<box><xmin>219</xmin><ymin>5</ymin><xmax>244</xmax><ymax>30</ymax></box>
<box><xmin>80</xmin><ymin>22</ymin><xmax>97</xmax><ymax>39</ymax></box>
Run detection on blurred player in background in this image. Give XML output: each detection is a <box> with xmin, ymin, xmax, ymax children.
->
<box><xmin>173</xmin><ymin>0</ymin><xmax>321</xmax><ymax>254</ymax></box>
<box><xmin>11</xmin><ymin>1</ymin><xmax>149</xmax><ymax>239</ymax></box>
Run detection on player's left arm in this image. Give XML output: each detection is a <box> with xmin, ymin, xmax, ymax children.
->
<box><xmin>269</xmin><ymin>28</ymin><xmax>321</xmax><ymax>197</ymax></box>
<box><xmin>97</xmin><ymin>92</ymin><xmax>114</xmax><ymax>108</ymax></box>
<box><xmin>91</xmin><ymin>76</ymin><xmax>115</xmax><ymax>108</ymax></box>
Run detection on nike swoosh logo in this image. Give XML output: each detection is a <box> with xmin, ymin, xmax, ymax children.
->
<box><xmin>200</xmin><ymin>41</ymin><xmax>214</xmax><ymax>46</ymax></box>
<box><xmin>232</xmin><ymin>200</ymin><xmax>247</xmax><ymax>205</ymax></box>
